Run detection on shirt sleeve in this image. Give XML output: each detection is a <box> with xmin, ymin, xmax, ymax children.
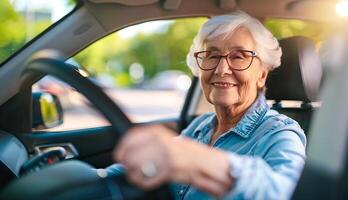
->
<box><xmin>224</xmin><ymin>129</ymin><xmax>306</xmax><ymax>200</ymax></box>
<box><xmin>105</xmin><ymin>163</ymin><xmax>126</xmax><ymax>176</ymax></box>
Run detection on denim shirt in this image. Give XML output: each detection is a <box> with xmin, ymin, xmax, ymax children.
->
<box><xmin>106</xmin><ymin>94</ymin><xmax>306</xmax><ymax>200</ymax></box>
<box><xmin>173</xmin><ymin>94</ymin><xmax>306</xmax><ymax>200</ymax></box>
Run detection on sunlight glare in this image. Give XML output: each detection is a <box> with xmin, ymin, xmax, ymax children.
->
<box><xmin>336</xmin><ymin>0</ymin><xmax>348</xmax><ymax>17</ymax></box>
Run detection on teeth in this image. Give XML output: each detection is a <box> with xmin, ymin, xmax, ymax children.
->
<box><xmin>212</xmin><ymin>82</ymin><xmax>236</xmax><ymax>87</ymax></box>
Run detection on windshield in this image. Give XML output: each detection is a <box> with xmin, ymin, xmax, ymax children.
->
<box><xmin>0</xmin><ymin>0</ymin><xmax>76</xmax><ymax>65</ymax></box>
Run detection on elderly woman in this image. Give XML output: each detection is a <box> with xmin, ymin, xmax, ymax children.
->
<box><xmin>109</xmin><ymin>11</ymin><xmax>306</xmax><ymax>200</ymax></box>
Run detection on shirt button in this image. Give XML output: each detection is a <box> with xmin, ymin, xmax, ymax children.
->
<box><xmin>179</xmin><ymin>190</ymin><xmax>184</xmax><ymax>195</ymax></box>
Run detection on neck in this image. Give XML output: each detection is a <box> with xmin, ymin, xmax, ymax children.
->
<box><xmin>214</xmin><ymin>94</ymin><xmax>258</xmax><ymax>135</ymax></box>
<box><xmin>214</xmin><ymin>106</ymin><xmax>247</xmax><ymax>134</ymax></box>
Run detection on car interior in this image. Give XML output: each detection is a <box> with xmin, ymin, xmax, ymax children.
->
<box><xmin>0</xmin><ymin>0</ymin><xmax>348</xmax><ymax>199</ymax></box>
<box><xmin>266</xmin><ymin>36</ymin><xmax>322</xmax><ymax>135</ymax></box>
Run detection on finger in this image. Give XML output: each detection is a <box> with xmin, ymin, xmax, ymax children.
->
<box><xmin>114</xmin><ymin>128</ymin><xmax>151</xmax><ymax>162</ymax></box>
<box><xmin>115</xmin><ymin>125</ymin><xmax>166</xmax><ymax>160</ymax></box>
<box><xmin>120</xmin><ymin>145</ymin><xmax>171</xmax><ymax>190</ymax></box>
<box><xmin>115</xmin><ymin>124</ymin><xmax>175</xmax><ymax>163</ymax></box>
<box><xmin>135</xmin><ymin>172</ymin><xmax>168</xmax><ymax>190</ymax></box>
<box><xmin>127</xmin><ymin>168</ymin><xmax>147</xmax><ymax>188</ymax></box>
<box><xmin>118</xmin><ymin>139</ymin><xmax>169</xmax><ymax>177</ymax></box>
<box><xmin>118</xmin><ymin>138</ymin><xmax>153</xmax><ymax>169</ymax></box>
<box><xmin>125</xmin><ymin>161</ymin><xmax>168</xmax><ymax>190</ymax></box>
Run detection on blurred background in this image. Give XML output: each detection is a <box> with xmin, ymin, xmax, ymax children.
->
<box><xmin>0</xmin><ymin>0</ymin><xmax>335</xmax><ymax>131</ymax></box>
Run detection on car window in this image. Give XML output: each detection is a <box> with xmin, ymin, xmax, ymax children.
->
<box><xmin>264</xmin><ymin>18</ymin><xmax>333</xmax><ymax>46</ymax></box>
<box><xmin>34</xmin><ymin>17</ymin><xmax>207</xmax><ymax>131</ymax></box>
<box><xmin>0</xmin><ymin>0</ymin><xmax>76</xmax><ymax>66</ymax></box>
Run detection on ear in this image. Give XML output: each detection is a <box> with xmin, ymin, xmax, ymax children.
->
<box><xmin>257</xmin><ymin>69</ymin><xmax>268</xmax><ymax>89</ymax></box>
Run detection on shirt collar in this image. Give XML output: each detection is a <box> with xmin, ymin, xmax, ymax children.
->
<box><xmin>191</xmin><ymin>93</ymin><xmax>269</xmax><ymax>140</ymax></box>
<box><xmin>191</xmin><ymin>114</ymin><xmax>216</xmax><ymax>140</ymax></box>
<box><xmin>232</xmin><ymin>93</ymin><xmax>269</xmax><ymax>138</ymax></box>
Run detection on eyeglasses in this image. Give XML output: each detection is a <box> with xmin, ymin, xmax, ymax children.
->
<box><xmin>194</xmin><ymin>49</ymin><xmax>258</xmax><ymax>71</ymax></box>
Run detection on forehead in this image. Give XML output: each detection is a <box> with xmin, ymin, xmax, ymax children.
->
<box><xmin>204</xmin><ymin>27</ymin><xmax>255</xmax><ymax>51</ymax></box>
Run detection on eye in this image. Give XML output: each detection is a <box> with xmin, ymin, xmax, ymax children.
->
<box><xmin>208</xmin><ymin>55</ymin><xmax>220</xmax><ymax>59</ymax></box>
<box><xmin>206</xmin><ymin>52</ymin><xmax>220</xmax><ymax>59</ymax></box>
<box><xmin>229</xmin><ymin>51</ymin><xmax>246</xmax><ymax>60</ymax></box>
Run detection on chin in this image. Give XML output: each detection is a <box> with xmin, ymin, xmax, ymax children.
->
<box><xmin>211</xmin><ymin>98</ymin><xmax>240</xmax><ymax>107</ymax></box>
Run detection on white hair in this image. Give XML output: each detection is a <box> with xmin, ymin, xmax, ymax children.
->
<box><xmin>187</xmin><ymin>11</ymin><xmax>282</xmax><ymax>76</ymax></box>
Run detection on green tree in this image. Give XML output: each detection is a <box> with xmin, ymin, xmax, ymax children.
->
<box><xmin>0</xmin><ymin>0</ymin><xmax>26</xmax><ymax>63</ymax></box>
<box><xmin>0</xmin><ymin>0</ymin><xmax>74</xmax><ymax>65</ymax></box>
<box><xmin>264</xmin><ymin>19</ymin><xmax>333</xmax><ymax>43</ymax></box>
<box><xmin>74</xmin><ymin>33</ymin><xmax>132</xmax><ymax>86</ymax></box>
<box><xmin>74</xmin><ymin>18</ymin><xmax>207</xmax><ymax>87</ymax></box>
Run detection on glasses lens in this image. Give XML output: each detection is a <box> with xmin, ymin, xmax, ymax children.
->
<box><xmin>196</xmin><ymin>51</ymin><xmax>220</xmax><ymax>70</ymax></box>
<box><xmin>227</xmin><ymin>50</ymin><xmax>254</xmax><ymax>70</ymax></box>
<box><xmin>196</xmin><ymin>50</ymin><xmax>254</xmax><ymax>70</ymax></box>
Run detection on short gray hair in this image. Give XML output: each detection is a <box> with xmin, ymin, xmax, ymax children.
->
<box><xmin>186</xmin><ymin>11</ymin><xmax>282</xmax><ymax>76</ymax></box>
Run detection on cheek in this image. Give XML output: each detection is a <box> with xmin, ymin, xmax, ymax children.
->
<box><xmin>235</xmin><ymin>72</ymin><xmax>259</xmax><ymax>94</ymax></box>
<box><xmin>199</xmin><ymin>73</ymin><xmax>212</xmax><ymax>95</ymax></box>
<box><xmin>233</xmin><ymin>72</ymin><xmax>250</xmax><ymax>85</ymax></box>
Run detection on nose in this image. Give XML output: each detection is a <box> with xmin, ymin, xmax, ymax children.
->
<box><xmin>214</xmin><ymin>56</ymin><xmax>233</xmax><ymax>76</ymax></box>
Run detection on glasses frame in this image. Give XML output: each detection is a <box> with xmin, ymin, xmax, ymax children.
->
<box><xmin>194</xmin><ymin>50</ymin><xmax>258</xmax><ymax>71</ymax></box>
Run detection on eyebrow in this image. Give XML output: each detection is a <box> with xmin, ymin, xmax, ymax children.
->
<box><xmin>205</xmin><ymin>45</ymin><xmax>248</xmax><ymax>51</ymax></box>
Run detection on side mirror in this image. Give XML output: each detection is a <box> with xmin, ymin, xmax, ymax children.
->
<box><xmin>32</xmin><ymin>92</ymin><xmax>63</xmax><ymax>130</ymax></box>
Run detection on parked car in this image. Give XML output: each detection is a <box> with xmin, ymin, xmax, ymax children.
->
<box><xmin>147</xmin><ymin>70</ymin><xmax>192</xmax><ymax>91</ymax></box>
<box><xmin>0</xmin><ymin>0</ymin><xmax>347</xmax><ymax>199</ymax></box>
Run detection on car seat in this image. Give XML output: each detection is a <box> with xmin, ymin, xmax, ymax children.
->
<box><xmin>266</xmin><ymin>36</ymin><xmax>323</xmax><ymax>135</ymax></box>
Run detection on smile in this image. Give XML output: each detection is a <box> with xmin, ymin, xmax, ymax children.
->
<box><xmin>211</xmin><ymin>82</ymin><xmax>238</xmax><ymax>88</ymax></box>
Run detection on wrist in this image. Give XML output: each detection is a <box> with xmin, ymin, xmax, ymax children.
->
<box><xmin>211</xmin><ymin>149</ymin><xmax>232</xmax><ymax>177</ymax></box>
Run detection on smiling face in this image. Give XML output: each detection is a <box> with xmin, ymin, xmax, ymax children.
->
<box><xmin>199</xmin><ymin>27</ymin><xmax>268</xmax><ymax>111</ymax></box>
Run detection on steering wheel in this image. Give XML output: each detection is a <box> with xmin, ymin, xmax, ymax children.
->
<box><xmin>0</xmin><ymin>51</ymin><xmax>174</xmax><ymax>200</ymax></box>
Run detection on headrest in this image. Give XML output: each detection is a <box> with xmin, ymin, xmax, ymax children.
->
<box><xmin>266</xmin><ymin>36</ymin><xmax>322</xmax><ymax>102</ymax></box>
